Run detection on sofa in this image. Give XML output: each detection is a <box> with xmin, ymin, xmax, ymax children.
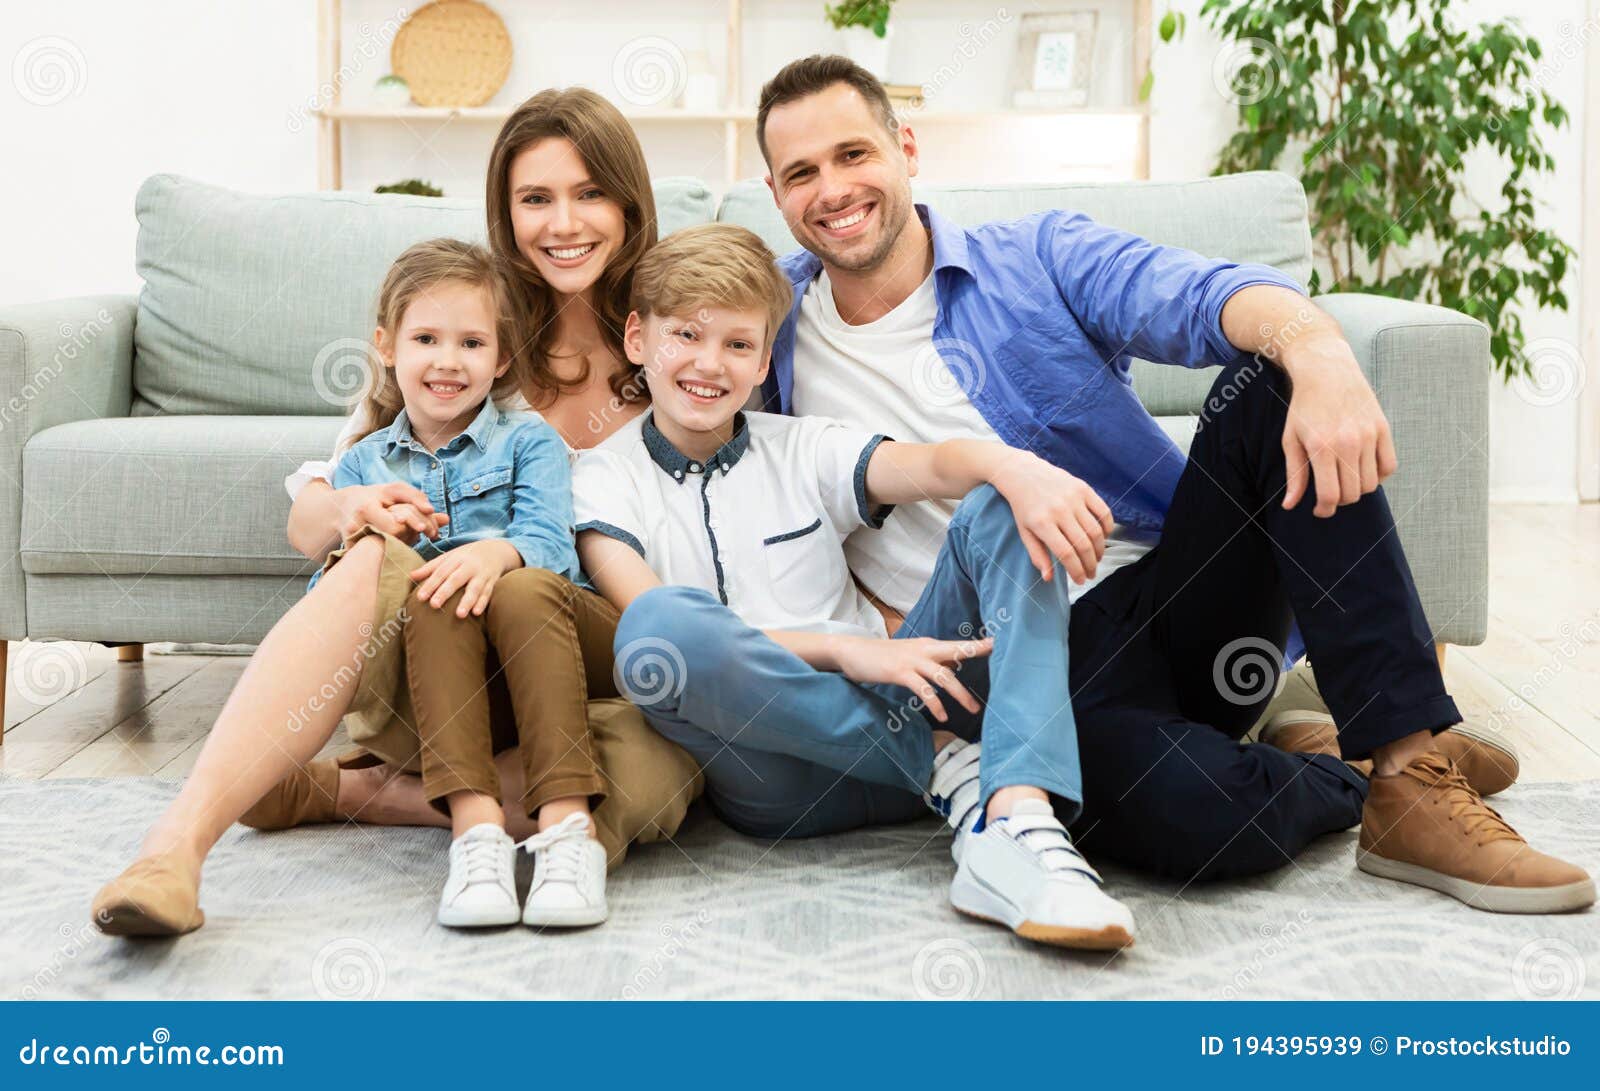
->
<box><xmin>0</xmin><ymin>171</ymin><xmax>1489</xmax><ymax>720</ymax></box>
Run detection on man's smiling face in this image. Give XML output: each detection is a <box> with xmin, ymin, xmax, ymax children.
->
<box><xmin>763</xmin><ymin>82</ymin><xmax>919</xmax><ymax>274</ymax></box>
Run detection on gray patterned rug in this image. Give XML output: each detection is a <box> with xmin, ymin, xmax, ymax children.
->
<box><xmin>3</xmin><ymin>777</ymin><xmax>1596</xmax><ymax>1000</ymax></box>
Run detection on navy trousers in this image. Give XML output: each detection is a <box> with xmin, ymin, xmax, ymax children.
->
<box><xmin>1065</xmin><ymin>356</ymin><xmax>1460</xmax><ymax>880</ymax></box>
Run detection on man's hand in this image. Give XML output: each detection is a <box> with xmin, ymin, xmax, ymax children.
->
<box><xmin>1280</xmin><ymin>346</ymin><xmax>1398</xmax><ymax>517</ymax></box>
<box><xmin>337</xmin><ymin>482</ymin><xmax>449</xmax><ymax>546</ymax></box>
<box><xmin>831</xmin><ymin>634</ymin><xmax>992</xmax><ymax>723</ymax></box>
<box><xmin>410</xmin><ymin>540</ymin><xmax>522</xmax><ymax>617</ymax></box>
<box><xmin>1220</xmin><ymin>286</ymin><xmax>1398</xmax><ymax>518</ymax></box>
<box><xmin>989</xmin><ymin>452</ymin><xmax>1114</xmax><ymax>583</ymax></box>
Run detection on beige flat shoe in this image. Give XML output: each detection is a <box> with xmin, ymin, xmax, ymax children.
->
<box><xmin>239</xmin><ymin>757</ymin><xmax>341</xmax><ymax>831</ymax></box>
<box><xmin>92</xmin><ymin>853</ymin><xmax>205</xmax><ymax>936</ymax></box>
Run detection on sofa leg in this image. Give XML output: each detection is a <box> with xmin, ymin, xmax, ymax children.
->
<box><xmin>1435</xmin><ymin>642</ymin><xmax>1448</xmax><ymax>670</ymax></box>
<box><xmin>117</xmin><ymin>644</ymin><xmax>144</xmax><ymax>664</ymax></box>
<box><xmin>1</xmin><ymin>640</ymin><xmax>8</xmax><ymax>739</ymax></box>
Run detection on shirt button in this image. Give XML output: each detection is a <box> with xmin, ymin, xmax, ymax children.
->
<box><xmin>471</xmin><ymin>484</ymin><xmax>481</xmax><ymax>493</ymax></box>
<box><xmin>688</xmin><ymin>462</ymin><xmax>701</xmax><ymax>473</ymax></box>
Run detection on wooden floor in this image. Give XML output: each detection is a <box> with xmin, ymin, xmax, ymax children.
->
<box><xmin>5</xmin><ymin>504</ymin><xmax>1599</xmax><ymax>782</ymax></box>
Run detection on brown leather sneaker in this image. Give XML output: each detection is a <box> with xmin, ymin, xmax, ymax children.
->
<box><xmin>239</xmin><ymin>757</ymin><xmax>341</xmax><ymax>831</ymax></box>
<box><xmin>1358</xmin><ymin>753</ymin><xmax>1594</xmax><ymax>914</ymax></box>
<box><xmin>1262</xmin><ymin>713</ymin><xmax>1520</xmax><ymax>796</ymax></box>
<box><xmin>92</xmin><ymin>852</ymin><xmax>205</xmax><ymax>936</ymax></box>
<box><xmin>1433</xmin><ymin>722</ymin><xmax>1519</xmax><ymax>797</ymax></box>
<box><xmin>1259</xmin><ymin>712</ymin><xmax>1372</xmax><ymax>776</ymax></box>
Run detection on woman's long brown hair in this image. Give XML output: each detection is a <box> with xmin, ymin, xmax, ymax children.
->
<box><xmin>486</xmin><ymin>87</ymin><xmax>657</xmax><ymax>407</ymax></box>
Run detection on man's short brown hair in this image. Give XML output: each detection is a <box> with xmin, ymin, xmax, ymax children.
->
<box><xmin>755</xmin><ymin>54</ymin><xmax>900</xmax><ymax>166</ymax></box>
<box><xmin>629</xmin><ymin>224</ymin><xmax>792</xmax><ymax>352</ymax></box>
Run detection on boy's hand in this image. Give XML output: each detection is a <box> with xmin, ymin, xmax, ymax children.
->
<box><xmin>833</xmin><ymin>634</ymin><xmax>993</xmax><ymax>724</ymax></box>
<box><xmin>409</xmin><ymin>540</ymin><xmax>521</xmax><ymax>617</ymax></box>
<box><xmin>989</xmin><ymin>452</ymin><xmax>1114</xmax><ymax>584</ymax></box>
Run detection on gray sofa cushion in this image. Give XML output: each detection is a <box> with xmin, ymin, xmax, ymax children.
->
<box><xmin>718</xmin><ymin>171</ymin><xmax>1312</xmax><ymax>416</ymax></box>
<box><xmin>132</xmin><ymin>174</ymin><xmax>717</xmax><ymax>418</ymax></box>
<box><xmin>21</xmin><ymin>415</ymin><xmax>344</xmax><ymax>576</ymax></box>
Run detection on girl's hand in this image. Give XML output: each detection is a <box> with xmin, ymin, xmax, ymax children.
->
<box><xmin>337</xmin><ymin>483</ymin><xmax>449</xmax><ymax>546</ymax></box>
<box><xmin>989</xmin><ymin>452</ymin><xmax>1114</xmax><ymax>584</ymax></box>
<box><xmin>409</xmin><ymin>541</ymin><xmax>520</xmax><ymax>617</ymax></box>
<box><xmin>833</xmin><ymin>634</ymin><xmax>993</xmax><ymax>724</ymax></box>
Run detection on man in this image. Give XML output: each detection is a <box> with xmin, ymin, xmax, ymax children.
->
<box><xmin>624</xmin><ymin>55</ymin><xmax>1594</xmax><ymax>943</ymax></box>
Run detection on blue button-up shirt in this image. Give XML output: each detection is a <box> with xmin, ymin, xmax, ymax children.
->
<box><xmin>311</xmin><ymin>398</ymin><xmax>580</xmax><ymax>589</ymax></box>
<box><xmin>762</xmin><ymin>204</ymin><xmax>1304</xmax><ymax>534</ymax></box>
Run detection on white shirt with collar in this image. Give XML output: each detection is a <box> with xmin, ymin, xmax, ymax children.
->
<box><xmin>571</xmin><ymin>409</ymin><xmax>892</xmax><ymax>638</ymax></box>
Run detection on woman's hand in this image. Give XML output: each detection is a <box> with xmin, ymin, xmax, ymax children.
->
<box><xmin>336</xmin><ymin>483</ymin><xmax>448</xmax><ymax>547</ymax></box>
<box><xmin>409</xmin><ymin>540</ymin><xmax>522</xmax><ymax>617</ymax></box>
<box><xmin>988</xmin><ymin>452</ymin><xmax>1115</xmax><ymax>584</ymax></box>
<box><xmin>832</xmin><ymin>634</ymin><xmax>993</xmax><ymax>723</ymax></box>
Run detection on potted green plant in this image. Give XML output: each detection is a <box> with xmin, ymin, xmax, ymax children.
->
<box><xmin>825</xmin><ymin>1</ymin><xmax>895</xmax><ymax>78</ymax></box>
<box><xmin>1196</xmin><ymin>0</ymin><xmax>1573</xmax><ymax>381</ymax></box>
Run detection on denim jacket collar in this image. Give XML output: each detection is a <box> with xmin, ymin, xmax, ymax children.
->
<box><xmin>642</xmin><ymin>409</ymin><xmax>750</xmax><ymax>483</ymax></box>
<box><xmin>381</xmin><ymin>396</ymin><xmax>501</xmax><ymax>457</ymax></box>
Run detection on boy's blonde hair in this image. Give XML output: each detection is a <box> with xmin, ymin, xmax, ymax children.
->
<box><xmin>349</xmin><ymin>238</ymin><xmax>521</xmax><ymax>446</ymax></box>
<box><xmin>629</xmin><ymin>224</ymin><xmax>792</xmax><ymax>352</ymax></box>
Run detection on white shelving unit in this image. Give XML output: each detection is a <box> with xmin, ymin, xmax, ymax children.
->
<box><xmin>313</xmin><ymin>0</ymin><xmax>1153</xmax><ymax>191</ymax></box>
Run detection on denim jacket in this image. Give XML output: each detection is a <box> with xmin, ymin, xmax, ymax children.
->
<box><xmin>763</xmin><ymin>203</ymin><xmax>1304</xmax><ymax>534</ymax></box>
<box><xmin>309</xmin><ymin>398</ymin><xmax>579</xmax><ymax>589</ymax></box>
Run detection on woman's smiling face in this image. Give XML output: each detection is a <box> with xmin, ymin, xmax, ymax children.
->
<box><xmin>507</xmin><ymin>136</ymin><xmax>627</xmax><ymax>299</ymax></box>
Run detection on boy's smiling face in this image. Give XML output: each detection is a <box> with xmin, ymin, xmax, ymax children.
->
<box><xmin>626</xmin><ymin>305</ymin><xmax>770</xmax><ymax>455</ymax></box>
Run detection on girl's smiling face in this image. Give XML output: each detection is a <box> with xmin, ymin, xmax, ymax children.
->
<box><xmin>507</xmin><ymin>137</ymin><xmax>627</xmax><ymax>299</ymax></box>
<box><xmin>376</xmin><ymin>280</ymin><xmax>507</xmax><ymax>444</ymax></box>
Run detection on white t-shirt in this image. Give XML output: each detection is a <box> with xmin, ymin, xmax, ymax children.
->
<box><xmin>572</xmin><ymin>410</ymin><xmax>891</xmax><ymax>638</ymax></box>
<box><xmin>792</xmin><ymin>269</ymin><xmax>1157</xmax><ymax>615</ymax></box>
<box><xmin>283</xmin><ymin>393</ymin><xmax>543</xmax><ymax>498</ymax></box>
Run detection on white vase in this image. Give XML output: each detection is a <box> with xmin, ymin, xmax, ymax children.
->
<box><xmin>839</xmin><ymin>25</ymin><xmax>893</xmax><ymax>81</ymax></box>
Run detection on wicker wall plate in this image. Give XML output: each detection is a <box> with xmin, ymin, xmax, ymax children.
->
<box><xmin>391</xmin><ymin>1</ymin><xmax>513</xmax><ymax>108</ymax></box>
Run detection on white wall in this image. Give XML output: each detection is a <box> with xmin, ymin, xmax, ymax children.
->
<box><xmin>3</xmin><ymin>0</ymin><xmax>1589</xmax><ymax>499</ymax></box>
<box><xmin>1</xmin><ymin>1</ymin><xmax>319</xmax><ymax>303</ymax></box>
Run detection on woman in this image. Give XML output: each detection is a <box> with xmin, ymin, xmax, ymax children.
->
<box><xmin>92</xmin><ymin>88</ymin><xmax>700</xmax><ymax>936</ymax></box>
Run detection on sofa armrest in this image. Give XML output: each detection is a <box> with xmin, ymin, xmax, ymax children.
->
<box><xmin>1313</xmin><ymin>292</ymin><xmax>1489</xmax><ymax>646</ymax></box>
<box><xmin>0</xmin><ymin>295</ymin><xmax>136</xmax><ymax>639</ymax></box>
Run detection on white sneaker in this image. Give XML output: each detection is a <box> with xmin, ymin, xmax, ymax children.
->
<box><xmin>438</xmin><ymin>823</ymin><xmax>520</xmax><ymax>928</ymax></box>
<box><xmin>950</xmin><ymin>799</ymin><xmax>1135</xmax><ymax>950</ymax></box>
<box><xmin>925</xmin><ymin>738</ymin><xmax>983</xmax><ymax>860</ymax></box>
<box><xmin>519</xmin><ymin>812</ymin><xmax>608</xmax><ymax>927</ymax></box>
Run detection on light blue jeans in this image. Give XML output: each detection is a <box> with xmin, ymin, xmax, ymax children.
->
<box><xmin>613</xmin><ymin>485</ymin><xmax>1081</xmax><ymax>840</ymax></box>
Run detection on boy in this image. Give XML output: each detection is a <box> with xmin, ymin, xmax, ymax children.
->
<box><xmin>574</xmin><ymin>224</ymin><xmax>1133</xmax><ymax>949</ymax></box>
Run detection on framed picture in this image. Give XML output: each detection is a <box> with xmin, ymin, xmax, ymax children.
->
<box><xmin>1011</xmin><ymin>11</ymin><xmax>1098</xmax><ymax>108</ymax></box>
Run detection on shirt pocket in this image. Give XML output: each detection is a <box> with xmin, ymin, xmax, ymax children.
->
<box><xmin>761</xmin><ymin>517</ymin><xmax>842</xmax><ymax>617</ymax></box>
<box><xmin>446</xmin><ymin>464</ymin><xmax>516</xmax><ymax>537</ymax></box>
<box><xmin>447</xmin><ymin>465</ymin><xmax>513</xmax><ymax>504</ymax></box>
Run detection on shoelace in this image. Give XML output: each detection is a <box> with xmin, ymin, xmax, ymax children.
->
<box><xmin>455</xmin><ymin>831</ymin><xmax>512</xmax><ymax>888</ymax></box>
<box><xmin>518</xmin><ymin>812</ymin><xmax>592</xmax><ymax>885</ymax></box>
<box><xmin>1002</xmin><ymin>811</ymin><xmax>1104</xmax><ymax>885</ymax></box>
<box><xmin>1409</xmin><ymin>754</ymin><xmax>1523</xmax><ymax>846</ymax></box>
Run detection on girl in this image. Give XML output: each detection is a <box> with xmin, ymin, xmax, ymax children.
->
<box><xmin>93</xmin><ymin>89</ymin><xmax>698</xmax><ymax>937</ymax></box>
<box><xmin>313</xmin><ymin>238</ymin><xmax>614</xmax><ymax>928</ymax></box>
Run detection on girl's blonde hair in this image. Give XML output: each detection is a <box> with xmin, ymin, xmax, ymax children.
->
<box><xmin>485</xmin><ymin>87</ymin><xmax>658</xmax><ymax>408</ymax></box>
<box><xmin>350</xmin><ymin>238</ymin><xmax>520</xmax><ymax>445</ymax></box>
